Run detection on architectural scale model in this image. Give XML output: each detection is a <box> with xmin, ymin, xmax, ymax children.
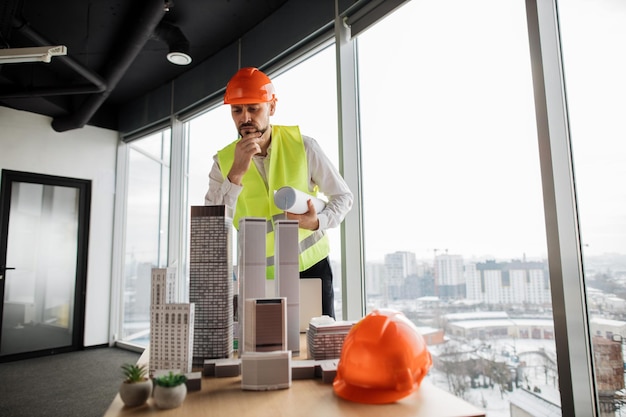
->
<box><xmin>189</xmin><ymin>205</ymin><xmax>234</xmax><ymax>365</ymax></box>
<box><xmin>241</xmin><ymin>350</ymin><xmax>292</xmax><ymax>391</ymax></box>
<box><xmin>237</xmin><ymin>217</ymin><xmax>268</xmax><ymax>354</ymax></box>
<box><xmin>244</xmin><ymin>297</ymin><xmax>287</xmax><ymax>352</ymax></box>
<box><xmin>149</xmin><ymin>267</ymin><xmax>195</xmax><ymax>377</ymax></box>
<box><xmin>187</xmin><ymin>205</ymin><xmax>320</xmax><ymax>383</ymax></box>
<box><xmin>274</xmin><ymin>219</ymin><xmax>300</xmax><ymax>354</ymax></box>
<box><xmin>306</xmin><ymin>316</ymin><xmax>355</xmax><ymax>361</ymax></box>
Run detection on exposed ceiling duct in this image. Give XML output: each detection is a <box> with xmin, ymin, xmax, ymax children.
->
<box><xmin>0</xmin><ymin>17</ymin><xmax>107</xmax><ymax>98</ymax></box>
<box><xmin>50</xmin><ymin>0</ymin><xmax>168</xmax><ymax>132</ymax></box>
<box><xmin>0</xmin><ymin>0</ymin><xmax>298</xmax><ymax>132</ymax></box>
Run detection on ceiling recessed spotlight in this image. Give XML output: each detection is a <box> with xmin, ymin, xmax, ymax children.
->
<box><xmin>167</xmin><ymin>51</ymin><xmax>192</xmax><ymax>65</ymax></box>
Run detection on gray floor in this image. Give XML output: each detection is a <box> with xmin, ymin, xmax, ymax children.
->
<box><xmin>0</xmin><ymin>346</ymin><xmax>141</xmax><ymax>417</ymax></box>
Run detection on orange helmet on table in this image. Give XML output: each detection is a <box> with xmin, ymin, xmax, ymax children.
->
<box><xmin>333</xmin><ymin>308</ymin><xmax>432</xmax><ymax>404</ymax></box>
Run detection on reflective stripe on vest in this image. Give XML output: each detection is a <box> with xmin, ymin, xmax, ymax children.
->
<box><xmin>217</xmin><ymin>125</ymin><xmax>330</xmax><ymax>278</ymax></box>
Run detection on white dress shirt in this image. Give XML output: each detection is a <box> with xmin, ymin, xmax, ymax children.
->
<box><xmin>205</xmin><ymin>134</ymin><xmax>353</xmax><ymax>231</ymax></box>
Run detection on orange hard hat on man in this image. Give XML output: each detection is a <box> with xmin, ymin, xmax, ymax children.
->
<box><xmin>333</xmin><ymin>309</ymin><xmax>432</xmax><ymax>404</ymax></box>
<box><xmin>224</xmin><ymin>67</ymin><xmax>276</xmax><ymax>104</ymax></box>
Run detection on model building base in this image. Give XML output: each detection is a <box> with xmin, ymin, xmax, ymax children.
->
<box><xmin>200</xmin><ymin>354</ymin><xmax>341</xmax><ymax>387</ymax></box>
<box><xmin>185</xmin><ymin>372</ymin><xmax>202</xmax><ymax>391</ymax></box>
<box><xmin>317</xmin><ymin>360</ymin><xmax>338</xmax><ymax>384</ymax></box>
<box><xmin>291</xmin><ymin>360</ymin><xmax>316</xmax><ymax>380</ymax></box>
<box><xmin>203</xmin><ymin>358</ymin><xmax>241</xmax><ymax>377</ymax></box>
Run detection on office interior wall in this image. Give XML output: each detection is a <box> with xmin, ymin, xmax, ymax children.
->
<box><xmin>0</xmin><ymin>107</ymin><xmax>118</xmax><ymax>346</ymax></box>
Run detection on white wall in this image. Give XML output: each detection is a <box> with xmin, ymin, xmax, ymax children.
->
<box><xmin>0</xmin><ymin>107</ymin><xmax>118</xmax><ymax>346</ymax></box>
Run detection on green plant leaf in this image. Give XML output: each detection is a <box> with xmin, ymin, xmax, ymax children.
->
<box><xmin>154</xmin><ymin>371</ymin><xmax>187</xmax><ymax>387</ymax></box>
<box><xmin>121</xmin><ymin>363</ymin><xmax>148</xmax><ymax>383</ymax></box>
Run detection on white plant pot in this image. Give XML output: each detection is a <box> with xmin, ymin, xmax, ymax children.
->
<box><xmin>118</xmin><ymin>379</ymin><xmax>152</xmax><ymax>407</ymax></box>
<box><xmin>153</xmin><ymin>384</ymin><xmax>187</xmax><ymax>409</ymax></box>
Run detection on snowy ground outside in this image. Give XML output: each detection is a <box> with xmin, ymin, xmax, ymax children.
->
<box><xmin>427</xmin><ymin>337</ymin><xmax>562</xmax><ymax>417</ymax></box>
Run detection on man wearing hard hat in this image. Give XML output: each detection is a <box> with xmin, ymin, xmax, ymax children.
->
<box><xmin>205</xmin><ymin>67</ymin><xmax>353</xmax><ymax>319</ymax></box>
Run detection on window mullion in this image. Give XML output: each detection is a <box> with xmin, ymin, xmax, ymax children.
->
<box><xmin>335</xmin><ymin>4</ymin><xmax>366</xmax><ymax>320</ymax></box>
<box><xmin>525</xmin><ymin>0</ymin><xmax>597</xmax><ymax>415</ymax></box>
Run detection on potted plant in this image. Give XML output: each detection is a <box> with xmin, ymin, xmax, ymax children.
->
<box><xmin>119</xmin><ymin>363</ymin><xmax>152</xmax><ymax>407</ymax></box>
<box><xmin>153</xmin><ymin>371</ymin><xmax>188</xmax><ymax>409</ymax></box>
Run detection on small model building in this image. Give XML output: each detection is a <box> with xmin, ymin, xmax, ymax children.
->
<box><xmin>306</xmin><ymin>317</ymin><xmax>355</xmax><ymax>360</ymax></box>
<box><xmin>244</xmin><ymin>298</ymin><xmax>287</xmax><ymax>352</ymax></box>
<box><xmin>149</xmin><ymin>267</ymin><xmax>195</xmax><ymax>377</ymax></box>
<box><xmin>189</xmin><ymin>205</ymin><xmax>234</xmax><ymax>365</ymax></box>
<box><xmin>241</xmin><ymin>350</ymin><xmax>292</xmax><ymax>391</ymax></box>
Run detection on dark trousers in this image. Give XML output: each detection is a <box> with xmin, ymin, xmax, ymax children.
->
<box><xmin>300</xmin><ymin>257</ymin><xmax>335</xmax><ymax>319</ymax></box>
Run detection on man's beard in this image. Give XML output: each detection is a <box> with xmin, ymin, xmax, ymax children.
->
<box><xmin>239</xmin><ymin>123</ymin><xmax>268</xmax><ymax>136</ymax></box>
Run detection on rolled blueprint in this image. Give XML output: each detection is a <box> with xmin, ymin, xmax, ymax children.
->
<box><xmin>274</xmin><ymin>186</ymin><xmax>326</xmax><ymax>214</ymax></box>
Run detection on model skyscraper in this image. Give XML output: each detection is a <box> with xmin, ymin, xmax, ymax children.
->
<box><xmin>275</xmin><ymin>219</ymin><xmax>300</xmax><ymax>354</ymax></box>
<box><xmin>237</xmin><ymin>217</ymin><xmax>267</xmax><ymax>354</ymax></box>
<box><xmin>189</xmin><ymin>205</ymin><xmax>234</xmax><ymax>365</ymax></box>
<box><xmin>149</xmin><ymin>267</ymin><xmax>195</xmax><ymax>377</ymax></box>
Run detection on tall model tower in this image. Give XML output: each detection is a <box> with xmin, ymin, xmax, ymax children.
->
<box><xmin>149</xmin><ymin>267</ymin><xmax>194</xmax><ymax>377</ymax></box>
<box><xmin>237</xmin><ymin>217</ymin><xmax>268</xmax><ymax>354</ymax></box>
<box><xmin>275</xmin><ymin>219</ymin><xmax>300</xmax><ymax>354</ymax></box>
<box><xmin>189</xmin><ymin>205</ymin><xmax>234</xmax><ymax>365</ymax></box>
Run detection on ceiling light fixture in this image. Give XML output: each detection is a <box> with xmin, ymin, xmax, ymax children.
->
<box><xmin>0</xmin><ymin>45</ymin><xmax>67</xmax><ymax>64</ymax></box>
<box><xmin>167</xmin><ymin>51</ymin><xmax>191</xmax><ymax>66</ymax></box>
<box><xmin>154</xmin><ymin>21</ymin><xmax>192</xmax><ymax>66</ymax></box>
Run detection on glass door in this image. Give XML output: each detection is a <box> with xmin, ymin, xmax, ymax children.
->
<box><xmin>0</xmin><ymin>170</ymin><xmax>90</xmax><ymax>361</ymax></box>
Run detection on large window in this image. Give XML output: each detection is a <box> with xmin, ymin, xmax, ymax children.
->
<box><xmin>357</xmin><ymin>1</ymin><xmax>554</xmax><ymax>414</ymax></box>
<box><xmin>110</xmin><ymin>0</ymin><xmax>622</xmax><ymax>413</ymax></box>
<box><xmin>559</xmin><ymin>0</ymin><xmax>626</xmax><ymax>413</ymax></box>
<box><xmin>121</xmin><ymin>129</ymin><xmax>171</xmax><ymax>345</ymax></box>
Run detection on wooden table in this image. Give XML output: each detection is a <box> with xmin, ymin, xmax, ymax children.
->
<box><xmin>104</xmin><ymin>338</ymin><xmax>486</xmax><ymax>417</ymax></box>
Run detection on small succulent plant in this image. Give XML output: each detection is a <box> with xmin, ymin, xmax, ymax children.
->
<box><xmin>154</xmin><ymin>371</ymin><xmax>187</xmax><ymax>388</ymax></box>
<box><xmin>121</xmin><ymin>363</ymin><xmax>148</xmax><ymax>383</ymax></box>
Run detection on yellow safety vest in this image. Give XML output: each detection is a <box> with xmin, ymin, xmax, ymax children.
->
<box><xmin>217</xmin><ymin>125</ymin><xmax>330</xmax><ymax>278</ymax></box>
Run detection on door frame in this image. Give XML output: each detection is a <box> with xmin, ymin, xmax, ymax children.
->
<box><xmin>0</xmin><ymin>169</ymin><xmax>91</xmax><ymax>362</ymax></box>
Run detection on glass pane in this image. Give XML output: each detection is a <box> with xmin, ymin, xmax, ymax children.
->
<box><xmin>358</xmin><ymin>1</ymin><xmax>554</xmax><ymax>415</ymax></box>
<box><xmin>132</xmin><ymin>130</ymin><xmax>171</xmax><ymax>162</ymax></box>
<box><xmin>122</xmin><ymin>130</ymin><xmax>170</xmax><ymax>346</ymax></box>
<box><xmin>1</xmin><ymin>182</ymin><xmax>78</xmax><ymax>356</ymax></box>
<box><xmin>272</xmin><ymin>47</ymin><xmax>342</xmax><ymax>318</ymax></box>
<box><xmin>559</xmin><ymin>0</ymin><xmax>626</xmax><ymax>412</ymax></box>
<box><xmin>186</xmin><ymin>46</ymin><xmax>343</xmax><ymax>316</ymax></box>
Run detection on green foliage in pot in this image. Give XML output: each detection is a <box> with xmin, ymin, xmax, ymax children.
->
<box><xmin>121</xmin><ymin>363</ymin><xmax>148</xmax><ymax>383</ymax></box>
<box><xmin>119</xmin><ymin>363</ymin><xmax>152</xmax><ymax>408</ymax></box>
<box><xmin>154</xmin><ymin>371</ymin><xmax>187</xmax><ymax>388</ymax></box>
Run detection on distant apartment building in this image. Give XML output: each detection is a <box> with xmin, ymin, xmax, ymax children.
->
<box><xmin>384</xmin><ymin>251</ymin><xmax>417</xmax><ymax>299</ymax></box>
<box><xmin>368</xmin><ymin>256</ymin><xmax>434</xmax><ymax>306</ymax></box>
<box><xmin>593</xmin><ymin>336</ymin><xmax>625</xmax><ymax>393</ymax></box>
<box><xmin>468</xmin><ymin>260</ymin><xmax>550</xmax><ymax>306</ymax></box>
<box><xmin>592</xmin><ymin>336</ymin><xmax>625</xmax><ymax>414</ymax></box>
<box><xmin>365</xmin><ymin>262</ymin><xmax>386</xmax><ymax>298</ymax></box>
<box><xmin>587</xmin><ymin>287</ymin><xmax>626</xmax><ymax>314</ymax></box>
<box><xmin>435</xmin><ymin>254</ymin><xmax>465</xmax><ymax>299</ymax></box>
<box><xmin>589</xmin><ymin>317</ymin><xmax>626</xmax><ymax>341</ymax></box>
<box><xmin>444</xmin><ymin>312</ymin><xmax>554</xmax><ymax>340</ymax></box>
<box><xmin>189</xmin><ymin>205</ymin><xmax>234</xmax><ymax>365</ymax></box>
<box><xmin>149</xmin><ymin>267</ymin><xmax>194</xmax><ymax>377</ymax></box>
